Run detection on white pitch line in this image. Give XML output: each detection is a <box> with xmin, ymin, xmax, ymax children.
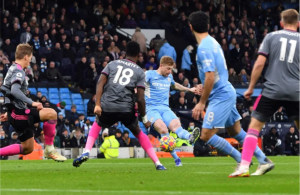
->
<box><xmin>0</xmin><ymin>189</ymin><xmax>298</xmax><ymax>195</ymax></box>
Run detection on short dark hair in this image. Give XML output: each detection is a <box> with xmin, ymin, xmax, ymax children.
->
<box><xmin>125</xmin><ymin>41</ymin><xmax>140</xmax><ymax>57</ymax></box>
<box><xmin>189</xmin><ymin>11</ymin><xmax>209</xmax><ymax>33</ymax></box>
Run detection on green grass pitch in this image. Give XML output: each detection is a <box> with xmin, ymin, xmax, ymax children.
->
<box><xmin>0</xmin><ymin>156</ymin><xmax>299</xmax><ymax>195</ymax></box>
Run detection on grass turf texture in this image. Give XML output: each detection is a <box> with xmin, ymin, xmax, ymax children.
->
<box><xmin>0</xmin><ymin>156</ymin><xmax>298</xmax><ymax>195</ymax></box>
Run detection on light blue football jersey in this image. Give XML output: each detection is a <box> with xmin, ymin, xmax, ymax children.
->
<box><xmin>145</xmin><ymin>70</ymin><xmax>175</xmax><ymax>107</ymax></box>
<box><xmin>196</xmin><ymin>35</ymin><xmax>235</xmax><ymax>100</ymax></box>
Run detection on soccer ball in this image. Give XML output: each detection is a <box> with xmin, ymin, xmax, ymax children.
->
<box><xmin>160</xmin><ymin>136</ymin><xmax>176</xmax><ymax>152</ymax></box>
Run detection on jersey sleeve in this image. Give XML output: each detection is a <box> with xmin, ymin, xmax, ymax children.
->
<box><xmin>145</xmin><ymin>71</ymin><xmax>151</xmax><ymax>83</ymax></box>
<box><xmin>197</xmin><ymin>49</ymin><xmax>216</xmax><ymax>73</ymax></box>
<box><xmin>170</xmin><ymin>74</ymin><xmax>175</xmax><ymax>86</ymax></box>
<box><xmin>258</xmin><ymin>34</ymin><xmax>271</xmax><ymax>57</ymax></box>
<box><xmin>11</xmin><ymin>69</ymin><xmax>25</xmax><ymax>84</ymax></box>
<box><xmin>137</xmin><ymin>70</ymin><xmax>146</xmax><ymax>89</ymax></box>
<box><xmin>101</xmin><ymin>63</ymin><xmax>111</xmax><ymax>76</ymax></box>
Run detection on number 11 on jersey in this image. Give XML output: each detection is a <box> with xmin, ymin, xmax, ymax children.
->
<box><xmin>279</xmin><ymin>37</ymin><xmax>297</xmax><ymax>63</ymax></box>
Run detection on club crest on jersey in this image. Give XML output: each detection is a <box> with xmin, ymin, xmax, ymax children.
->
<box><xmin>167</xmin><ymin>77</ymin><xmax>171</xmax><ymax>82</ymax></box>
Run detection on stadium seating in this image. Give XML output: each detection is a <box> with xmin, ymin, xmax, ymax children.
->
<box><xmin>59</xmin><ymin>88</ymin><xmax>70</xmax><ymax>93</ymax></box>
<box><xmin>28</xmin><ymin>88</ymin><xmax>37</xmax><ymax>94</ymax></box>
<box><xmin>49</xmin><ymin>88</ymin><xmax>59</xmax><ymax>94</ymax></box>
<box><xmin>73</xmin><ymin>99</ymin><xmax>83</xmax><ymax>105</ymax></box>
<box><xmin>37</xmin><ymin>88</ymin><xmax>48</xmax><ymax>94</ymax></box>
<box><xmin>61</xmin><ymin>99</ymin><xmax>72</xmax><ymax>105</ymax></box>
<box><xmin>87</xmin><ymin>116</ymin><xmax>95</xmax><ymax>122</ymax></box>
<box><xmin>65</xmin><ymin>104</ymin><xmax>72</xmax><ymax>110</ymax></box>
<box><xmin>49</xmin><ymin>93</ymin><xmax>59</xmax><ymax>99</ymax></box>
<box><xmin>76</xmin><ymin>105</ymin><xmax>84</xmax><ymax>111</ymax></box>
<box><xmin>60</xmin><ymin>93</ymin><xmax>71</xmax><ymax>99</ymax></box>
<box><xmin>50</xmin><ymin>98</ymin><xmax>60</xmax><ymax>104</ymax></box>
<box><xmin>71</xmin><ymin>94</ymin><xmax>82</xmax><ymax>100</ymax></box>
<box><xmin>83</xmin><ymin>99</ymin><xmax>89</xmax><ymax>106</ymax></box>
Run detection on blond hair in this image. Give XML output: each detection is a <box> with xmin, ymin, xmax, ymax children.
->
<box><xmin>160</xmin><ymin>56</ymin><xmax>174</xmax><ymax>66</ymax></box>
<box><xmin>281</xmin><ymin>9</ymin><xmax>299</xmax><ymax>25</ymax></box>
<box><xmin>15</xmin><ymin>44</ymin><xmax>33</xmax><ymax>60</ymax></box>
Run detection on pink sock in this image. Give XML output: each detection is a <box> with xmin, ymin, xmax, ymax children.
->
<box><xmin>241</xmin><ymin>129</ymin><xmax>260</xmax><ymax>167</ymax></box>
<box><xmin>43</xmin><ymin>120</ymin><xmax>56</xmax><ymax>145</ymax></box>
<box><xmin>0</xmin><ymin>144</ymin><xmax>23</xmax><ymax>156</ymax></box>
<box><xmin>136</xmin><ymin>131</ymin><xmax>159</xmax><ymax>164</ymax></box>
<box><xmin>85</xmin><ymin>122</ymin><xmax>102</xmax><ymax>151</ymax></box>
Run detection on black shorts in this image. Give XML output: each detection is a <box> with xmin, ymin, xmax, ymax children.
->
<box><xmin>252</xmin><ymin>95</ymin><xmax>299</xmax><ymax>122</ymax></box>
<box><xmin>8</xmin><ymin>108</ymin><xmax>41</xmax><ymax>142</ymax></box>
<box><xmin>96</xmin><ymin>111</ymin><xmax>138</xmax><ymax>130</ymax></box>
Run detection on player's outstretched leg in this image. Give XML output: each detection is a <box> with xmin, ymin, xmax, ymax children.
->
<box><xmin>41</xmin><ymin>108</ymin><xmax>67</xmax><ymax>162</ymax></box>
<box><xmin>131</xmin><ymin>127</ymin><xmax>166</xmax><ymax>170</ymax></box>
<box><xmin>161</xmin><ymin>133</ymin><xmax>182</xmax><ymax>166</ymax></box>
<box><xmin>202</xmin><ymin>128</ymin><xmax>242</xmax><ymax>168</ymax></box>
<box><xmin>154</xmin><ymin>119</ymin><xmax>181</xmax><ymax>166</ymax></box>
<box><xmin>232</xmin><ymin>127</ymin><xmax>274</xmax><ymax>175</ymax></box>
<box><xmin>0</xmin><ymin>142</ymin><xmax>25</xmax><ymax>156</ymax></box>
<box><xmin>168</xmin><ymin>119</ymin><xmax>200</xmax><ymax>144</ymax></box>
<box><xmin>73</xmin><ymin>121</ymin><xmax>101</xmax><ymax>167</ymax></box>
<box><xmin>189</xmin><ymin>127</ymin><xmax>201</xmax><ymax>145</ymax></box>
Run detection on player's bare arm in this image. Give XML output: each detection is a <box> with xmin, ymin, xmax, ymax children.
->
<box><xmin>195</xmin><ymin>84</ymin><xmax>203</xmax><ymax>95</ymax></box>
<box><xmin>94</xmin><ymin>74</ymin><xmax>107</xmax><ymax>116</ymax></box>
<box><xmin>137</xmin><ymin>87</ymin><xmax>151</xmax><ymax>128</ymax></box>
<box><xmin>244</xmin><ymin>55</ymin><xmax>267</xmax><ymax>99</ymax></box>
<box><xmin>172</xmin><ymin>82</ymin><xmax>197</xmax><ymax>94</ymax></box>
<box><xmin>192</xmin><ymin>72</ymin><xmax>214</xmax><ymax>120</ymax></box>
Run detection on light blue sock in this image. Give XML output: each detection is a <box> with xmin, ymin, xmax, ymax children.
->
<box><xmin>175</xmin><ymin>127</ymin><xmax>190</xmax><ymax>140</ymax></box>
<box><xmin>162</xmin><ymin>133</ymin><xmax>179</xmax><ymax>160</ymax></box>
<box><xmin>207</xmin><ymin>134</ymin><xmax>241</xmax><ymax>163</ymax></box>
<box><xmin>233</xmin><ymin>129</ymin><xmax>267</xmax><ymax>164</ymax></box>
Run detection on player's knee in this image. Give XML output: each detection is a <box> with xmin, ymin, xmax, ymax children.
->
<box><xmin>47</xmin><ymin>109</ymin><xmax>57</xmax><ymax>120</ymax></box>
<box><xmin>200</xmin><ymin>131</ymin><xmax>213</xmax><ymax>143</ymax></box>
<box><xmin>200</xmin><ymin>135</ymin><xmax>210</xmax><ymax>143</ymax></box>
<box><xmin>131</xmin><ymin>127</ymin><xmax>141</xmax><ymax>136</ymax></box>
<box><xmin>169</xmin><ymin>119</ymin><xmax>181</xmax><ymax>131</ymax></box>
<box><xmin>160</xmin><ymin>129</ymin><xmax>168</xmax><ymax>135</ymax></box>
<box><xmin>22</xmin><ymin>146</ymin><xmax>34</xmax><ymax>155</ymax></box>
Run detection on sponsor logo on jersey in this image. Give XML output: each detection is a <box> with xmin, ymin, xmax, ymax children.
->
<box><xmin>202</xmin><ymin>59</ymin><xmax>212</xmax><ymax>68</ymax></box>
<box><xmin>16</xmin><ymin>72</ymin><xmax>23</xmax><ymax>81</ymax></box>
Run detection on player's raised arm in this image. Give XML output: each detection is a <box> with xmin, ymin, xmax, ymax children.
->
<box><xmin>172</xmin><ymin>82</ymin><xmax>196</xmax><ymax>93</ymax></box>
